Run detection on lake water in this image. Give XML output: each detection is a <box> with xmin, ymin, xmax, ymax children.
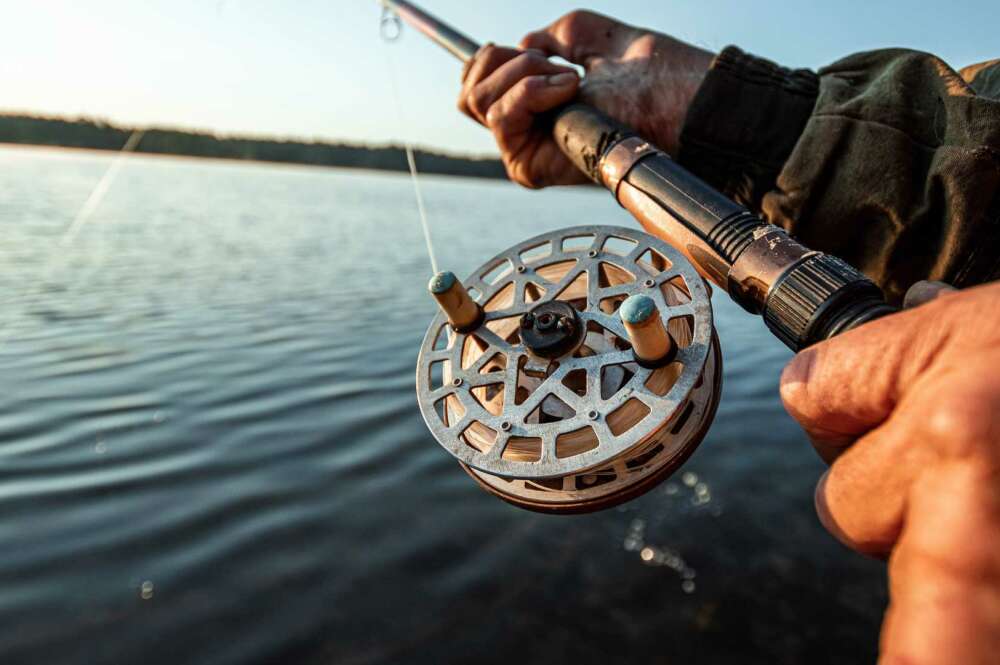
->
<box><xmin>0</xmin><ymin>145</ymin><xmax>886</xmax><ymax>664</ymax></box>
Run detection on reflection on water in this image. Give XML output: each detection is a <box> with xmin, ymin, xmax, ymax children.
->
<box><xmin>0</xmin><ymin>146</ymin><xmax>886</xmax><ymax>665</ymax></box>
<box><xmin>622</xmin><ymin>471</ymin><xmax>720</xmax><ymax>594</ymax></box>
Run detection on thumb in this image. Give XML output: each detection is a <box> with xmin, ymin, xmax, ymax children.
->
<box><xmin>779</xmin><ymin>302</ymin><xmax>948</xmax><ymax>458</ymax></box>
<box><xmin>519</xmin><ymin>10</ymin><xmax>633</xmax><ymax>66</ymax></box>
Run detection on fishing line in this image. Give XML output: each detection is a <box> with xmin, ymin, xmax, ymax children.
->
<box><xmin>380</xmin><ymin>7</ymin><xmax>439</xmax><ymax>276</ymax></box>
<box><xmin>0</xmin><ymin>129</ymin><xmax>145</xmax><ymax>350</ymax></box>
<box><xmin>61</xmin><ymin>129</ymin><xmax>144</xmax><ymax>245</ymax></box>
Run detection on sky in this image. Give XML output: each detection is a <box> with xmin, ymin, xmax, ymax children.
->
<box><xmin>1</xmin><ymin>0</ymin><xmax>996</xmax><ymax>155</ymax></box>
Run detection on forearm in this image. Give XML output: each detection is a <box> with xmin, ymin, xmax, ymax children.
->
<box><xmin>678</xmin><ymin>47</ymin><xmax>1000</xmax><ymax>303</ymax></box>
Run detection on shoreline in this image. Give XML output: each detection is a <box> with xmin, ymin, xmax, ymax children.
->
<box><xmin>0</xmin><ymin>113</ymin><xmax>507</xmax><ymax>181</ymax></box>
<box><xmin>0</xmin><ymin>141</ymin><xmax>515</xmax><ymax>183</ymax></box>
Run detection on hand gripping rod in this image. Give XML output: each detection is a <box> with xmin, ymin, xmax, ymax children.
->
<box><xmin>379</xmin><ymin>0</ymin><xmax>898</xmax><ymax>350</ymax></box>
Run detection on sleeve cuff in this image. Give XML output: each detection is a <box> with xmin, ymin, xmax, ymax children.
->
<box><xmin>677</xmin><ymin>46</ymin><xmax>819</xmax><ymax>209</ymax></box>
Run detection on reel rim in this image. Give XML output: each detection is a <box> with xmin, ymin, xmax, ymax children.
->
<box><xmin>459</xmin><ymin>332</ymin><xmax>723</xmax><ymax>514</ymax></box>
<box><xmin>416</xmin><ymin>225</ymin><xmax>714</xmax><ymax>480</ymax></box>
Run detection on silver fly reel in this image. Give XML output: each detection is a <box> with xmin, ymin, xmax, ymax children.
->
<box><xmin>416</xmin><ymin>225</ymin><xmax>722</xmax><ymax>513</ymax></box>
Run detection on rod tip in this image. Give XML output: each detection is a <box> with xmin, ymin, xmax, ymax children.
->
<box><xmin>620</xmin><ymin>294</ymin><xmax>657</xmax><ymax>325</ymax></box>
<box><xmin>429</xmin><ymin>271</ymin><xmax>457</xmax><ymax>295</ymax></box>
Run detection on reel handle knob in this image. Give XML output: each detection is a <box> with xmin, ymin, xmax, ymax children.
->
<box><xmin>620</xmin><ymin>294</ymin><xmax>677</xmax><ymax>368</ymax></box>
<box><xmin>429</xmin><ymin>271</ymin><xmax>484</xmax><ymax>333</ymax></box>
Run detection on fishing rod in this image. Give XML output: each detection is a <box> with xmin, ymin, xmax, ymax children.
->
<box><xmin>383</xmin><ymin>0</ymin><xmax>896</xmax><ymax>350</ymax></box>
<box><xmin>389</xmin><ymin>0</ymin><xmax>898</xmax><ymax>513</ymax></box>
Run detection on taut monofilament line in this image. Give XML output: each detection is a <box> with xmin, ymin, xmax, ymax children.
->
<box><xmin>380</xmin><ymin>7</ymin><xmax>439</xmax><ymax>275</ymax></box>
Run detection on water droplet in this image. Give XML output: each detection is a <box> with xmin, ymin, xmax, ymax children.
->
<box><xmin>681</xmin><ymin>471</ymin><xmax>698</xmax><ymax>487</ymax></box>
<box><xmin>94</xmin><ymin>440</ymin><xmax>107</xmax><ymax>454</ymax></box>
<box><xmin>629</xmin><ymin>518</ymin><xmax>645</xmax><ymax>532</ymax></box>
<box><xmin>681</xmin><ymin>580</ymin><xmax>696</xmax><ymax>594</ymax></box>
<box><xmin>623</xmin><ymin>536</ymin><xmax>642</xmax><ymax>552</ymax></box>
<box><xmin>664</xmin><ymin>483</ymin><xmax>679</xmax><ymax>496</ymax></box>
<box><xmin>152</xmin><ymin>411</ymin><xmax>165</xmax><ymax>424</ymax></box>
<box><xmin>640</xmin><ymin>547</ymin><xmax>655</xmax><ymax>562</ymax></box>
<box><xmin>140</xmin><ymin>580</ymin><xmax>154</xmax><ymax>600</ymax></box>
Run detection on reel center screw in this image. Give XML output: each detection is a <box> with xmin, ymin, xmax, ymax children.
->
<box><xmin>519</xmin><ymin>301</ymin><xmax>584</xmax><ymax>360</ymax></box>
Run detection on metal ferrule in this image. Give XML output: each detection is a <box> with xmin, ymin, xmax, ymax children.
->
<box><xmin>599</xmin><ymin>136</ymin><xmax>660</xmax><ymax>201</ymax></box>
<box><xmin>725</xmin><ymin>225</ymin><xmax>899</xmax><ymax>350</ymax></box>
<box><xmin>725</xmin><ymin>225</ymin><xmax>814</xmax><ymax>314</ymax></box>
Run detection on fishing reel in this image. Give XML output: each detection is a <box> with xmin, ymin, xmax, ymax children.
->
<box><xmin>416</xmin><ymin>225</ymin><xmax>721</xmax><ymax>514</ymax></box>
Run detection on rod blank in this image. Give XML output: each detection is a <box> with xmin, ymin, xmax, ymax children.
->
<box><xmin>379</xmin><ymin>0</ymin><xmax>480</xmax><ymax>62</ymax></box>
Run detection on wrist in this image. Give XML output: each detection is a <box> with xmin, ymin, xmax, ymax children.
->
<box><xmin>677</xmin><ymin>46</ymin><xmax>819</xmax><ymax>208</ymax></box>
<box><xmin>652</xmin><ymin>40</ymin><xmax>714</xmax><ymax>155</ymax></box>
<box><xmin>577</xmin><ymin>34</ymin><xmax>712</xmax><ymax>158</ymax></box>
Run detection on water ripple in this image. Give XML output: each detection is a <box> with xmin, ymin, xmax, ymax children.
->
<box><xmin>0</xmin><ymin>147</ymin><xmax>886</xmax><ymax>665</ymax></box>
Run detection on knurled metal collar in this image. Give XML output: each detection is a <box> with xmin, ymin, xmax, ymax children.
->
<box><xmin>726</xmin><ymin>225</ymin><xmax>814</xmax><ymax>314</ymax></box>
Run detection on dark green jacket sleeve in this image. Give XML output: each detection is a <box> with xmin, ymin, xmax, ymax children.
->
<box><xmin>678</xmin><ymin>46</ymin><xmax>1000</xmax><ymax>303</ymax></box>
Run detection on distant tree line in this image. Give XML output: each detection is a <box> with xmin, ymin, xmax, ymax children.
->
<box><xmin>0</xmin><ymin>114</ymin><xmax>507</xmax><ymax>180</ymax></box>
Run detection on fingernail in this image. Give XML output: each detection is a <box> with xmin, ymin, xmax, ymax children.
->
<box><xmin>814</xmin><ymin>470</ymin><xmax>835</xmax><ymax>533</ymax></box>
<box><xmin>903</xmin><ymin>280</ymin><xmax>956</xmax><ymax>309</ymax></box>
<box><xmin>547</xmin><ymin>72</ymin><xmax>577</xmax><ymax>86</ymax></box>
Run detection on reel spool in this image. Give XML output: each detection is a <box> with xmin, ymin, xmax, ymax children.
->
<box><xmin>416</xmin><ymin>226</ymin><xmax>722</xmax><ymax>514</ymax></box>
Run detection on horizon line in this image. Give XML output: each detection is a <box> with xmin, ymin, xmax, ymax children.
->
<box><xmin>0</xmin><ymin>109</ymin><xmax>502</xmax><ymax>161</ymax></box>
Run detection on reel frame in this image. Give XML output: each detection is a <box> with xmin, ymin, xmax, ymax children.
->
<box><xmin>416</xmin><ymin>225</ymin><xmax>721</xmax><ymax>513</ymax></box>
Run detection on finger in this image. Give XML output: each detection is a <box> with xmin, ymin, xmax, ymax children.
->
<box><xmin>457</xmin><ymin>44</ymin><xmax>522</xmax><ymax>122</ymax></box>
<box><xmin>459</xmin><ymin>42</ymin><xmax>492</xmax><ymax>84</ymax></box>
<box><xmin>814</xmin><ymin>364</ymin><xmax>1000</xmax><ymax>556</ymax></box>
<box><xmin>466</xmin><ymin>51</ymin><xmax>575</xmax><ymax>126</ymax></box>
<box><xmin>486</xmin><ymin>73</ymin><xmax>580</xmax><ymax>187</ymax></box>
<box><xmin>519</xmin><ymin>10</ymin><xmax>630</xmax><ymax>65</ymax></box>
<box><xmin>903</xmin><ymin>280</ymin><xmax>956</xmax><ymax>309</ymax></box>
<box><xmin>779</xmin><ymin>303</ymin><xmax>949</xmax><ymax>453</ymax></box>
<box><xmin>814</xmin><ymin>415</ymin><xmax>920</xmax><ymax>557</ymax></box>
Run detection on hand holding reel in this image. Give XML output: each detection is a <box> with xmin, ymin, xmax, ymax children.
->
<box><xmin>416</xmin><ymin>226</ymin><xmax>722</xmax><ymax>513</ymax></box>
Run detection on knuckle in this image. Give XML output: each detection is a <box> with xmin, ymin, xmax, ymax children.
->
<box><xmin>517</xmin><ymin>167</ymin><xmax>540</xmax><ymax>189</ymax></box>
<box><xmin>518</xmin><ymin>32</ymin><xmax>539</xmax><ymax>49</ymax></box>
<box><xmin>518</xmin><ymin>51</ymin><xmax>546</xmax><ymax>70</ymax></box>
<box><xmin>778</xmin><ymin>371</ymin><xmax>804</xmax><ymax>413</ymax></box>
<box><xmin>478</xmin><ymin>43</ymin><xmax>497</xmax><ymax>61</ymax></box>
<box><xmin>560</xmin><ymin>9</ymin><xmax>596</xmax><ymax>31</ymax></box>
<box><xmin>469</xmin><ymin>88</ymin><xmax>491</xmax><ymax>120</ymax></box>
<box><xmin>468</xmin><ymin>44</ymin><xmax>501</xmax><ymax>81</ymax></box>
<box><xmin>501</xmin><ymin>158</ymin><xmax>521</xmax><ymax>185</ymax></box>
<box><xmin>507</xmin><ymin>161</ymin><xmax>540</xmax><ymax>190</ymax></box>
<box><xmin>557</xmin><ymin>9</ymin><xmax>605</xmax><ymax>41</ymax></box>
<box><xmin>924</xmin><ymin>396</ymin><xmax>994</xmax><ymax>460</ymax></box>
<box><xmin>779</xmin><ymin>351</ymin><xmax>817</xmax><ymax>418</ymax></box>
<box><xmin>484</xmin><ymin>104</ymin><xmax>504</xmax><ymax>130</ymax></box>
<box><xmin>512</xmin><ymin>76</ymin><xmax>536</xmax><ymax>97</ymax></box>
